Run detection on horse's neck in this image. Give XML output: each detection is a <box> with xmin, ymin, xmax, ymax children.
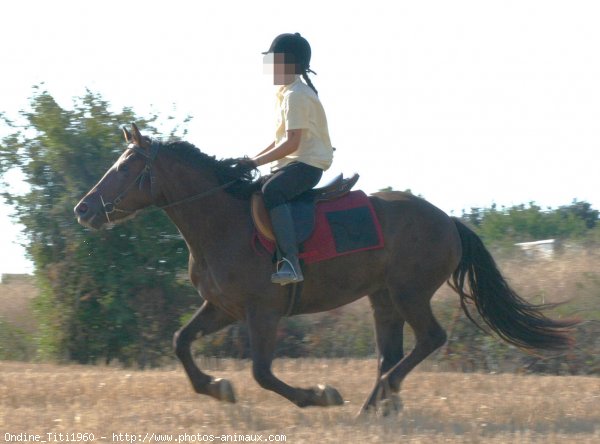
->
<box><xmin>158</xmin><ymin>165</ymin><xmax>248</xmax><ymax>260</ymax></box>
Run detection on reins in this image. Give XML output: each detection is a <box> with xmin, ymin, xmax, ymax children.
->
<box><xmin>156</xmin><ymin>179</ymin><xmax>237</xmax><ymax>211</ymax></box>
<box><xmin>101</xmin><ymin>140</ymin><xmax>238</xmax><ymax>219</ymax></box>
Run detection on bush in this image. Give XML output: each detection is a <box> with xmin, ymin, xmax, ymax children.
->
<box><xmin>0</xmin><ymin>318</ymin><xmax>36</xmax><ymax>361</ymax></box>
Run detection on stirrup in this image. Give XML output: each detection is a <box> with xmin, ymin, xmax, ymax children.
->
<box><xmin>271</xmin><ymin>257</ymin><xmax>304</xmax><ymax>285</ymax></box>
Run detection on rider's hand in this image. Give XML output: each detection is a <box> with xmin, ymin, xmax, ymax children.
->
<box><xmin>234</xmin><ymin>157</ymin><xmax>257</xmax><ymax>172</ymax></box>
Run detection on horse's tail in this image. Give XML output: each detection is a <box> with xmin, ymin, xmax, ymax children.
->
<box><xmin>449</xmin><ymin>217</ymin><xmax>577</xmax><ymax>351</ymax></box>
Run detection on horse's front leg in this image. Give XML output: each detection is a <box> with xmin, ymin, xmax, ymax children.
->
<box><xmin>173</xmin><ymin>301</ymin><xmax>236</xmax><ymax>402</ymax></box>
<box><xmin>246</xmin><ymin>304</ymin><xmax>344</xmax><ymax>408</ymax></box>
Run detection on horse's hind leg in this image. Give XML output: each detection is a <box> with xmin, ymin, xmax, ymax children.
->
<box><xmin>370</xmin><ymin>290</ymin><xmax>406</xmax><ymax>385</ymax></box>
<box><xmin>173</xmin><ymin>301</ymin><xmax>236</xmax><ymax>402</ymax></box>
<box><xmin>361</xmin><ymin>289</ymin><xmax>447</xmax><ymax>414</ymax></box>
<box><xmin>364</xmin><ymin>290</ymin><xmax>406</xmax><ymax>414</ymax></box>
<box><xmin>246</xmin><ymin>305</ymin><xmax>344</xmax><ymax>408</ymax></box>
<box><xmin>388</xmin><ymin>294</ymin><xmax>447</xmax><ymax>388</ymax></box>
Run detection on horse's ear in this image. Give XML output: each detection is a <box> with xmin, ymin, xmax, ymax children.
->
<box><xmin>122</xmin><ymin>126</ymin><xmax>132</xmax><ymax>143</ymax></box>
<box><xmin>130</xmin><ymin>122</ymin><xmax>151</xmax><ymax>149</ymax></box>
<box><xmin>131</xmin><ymin>122</ymin><xmax>142</xmax><ymax>145</ymax></box>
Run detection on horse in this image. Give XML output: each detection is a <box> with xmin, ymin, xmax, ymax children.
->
<box><xmin>74</xmin><ymin>123</ymin><xmax>576</xmax><ymax>414</ymax></box>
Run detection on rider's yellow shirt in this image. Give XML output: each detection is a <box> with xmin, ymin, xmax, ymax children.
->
<box><xmin>273</xmin><ymin>76</ymin><xmax>334</xmax><ymax>171</ymax></box>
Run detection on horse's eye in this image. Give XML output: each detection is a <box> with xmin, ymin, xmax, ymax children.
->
<box><xmin>119</xmin><ymin>164</ymin><xmax>129</xmax><ymax>173</ymax></box>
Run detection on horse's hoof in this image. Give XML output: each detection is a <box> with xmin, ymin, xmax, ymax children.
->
<box><xmin>377</xmin><ymin>394</ymin><xmax>403</xmax><ymax>417</ymax></box>
<box><xmin>316</xmin><ymin>384</ymin><xmax>344</xmax><ymax>406</ymax></box>
<box><xmin>212</xmin><ymin>378</ymin><xmax>236</xmax><ymax>403</ymax></box>
<box><xmin>355</xmin><ymin>397</ymin><xmax>403</xmax><ymax>419</ymax></box>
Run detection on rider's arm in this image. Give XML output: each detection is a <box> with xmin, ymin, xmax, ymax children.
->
<box><xmin>253</xmin><ymin>141</ymin><xmax>275</xmax><ymax>157</ymax></box>
<box><xmin>252</xmin><ymin>129</ymin><xmax>302</xmax><ymax>167</ymax></box>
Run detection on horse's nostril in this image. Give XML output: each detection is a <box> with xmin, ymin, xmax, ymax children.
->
<box><xmin>77</xmin><ymin>202</ymin><xmax>89</xmax><ymax>215</ymax></box>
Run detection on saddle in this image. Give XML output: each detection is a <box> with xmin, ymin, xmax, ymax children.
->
<box><xmin>251</xmin><ymin>173</ymin><xmax>360</xmax><ymax>243</ymax></box>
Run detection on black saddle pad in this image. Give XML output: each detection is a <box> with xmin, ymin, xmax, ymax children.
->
<box><xmin>325</xmin><ymin>206</ymin><xmax>382</xmax><ymax>253</ymax></box>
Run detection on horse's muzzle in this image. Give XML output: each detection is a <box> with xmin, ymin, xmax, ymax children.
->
<box><xmin>74</xmin><ymin>195</ymin><xmax>106</xmax><ymax>230</ymax></box>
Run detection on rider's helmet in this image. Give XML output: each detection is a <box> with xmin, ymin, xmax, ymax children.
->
<box><xmin>262</xmin><ymin>33</ymin><xmax>312</xmax><ymax>74</ymax></box>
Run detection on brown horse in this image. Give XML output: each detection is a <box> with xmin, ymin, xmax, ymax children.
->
<box><xmin>74</xmin><ymin>124</ymin><xmax>575</xmax><ymax>414</ymax></box>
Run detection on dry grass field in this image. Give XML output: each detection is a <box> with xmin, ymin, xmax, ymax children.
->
<box><xmin>1</xmin><ymin>359</ymin><xmax>599</xmax><ymax>443</ymax></box>
<box><xmin>1</xmin><ymin>251</ymin><xmax>598</xmax><ymax>442</ymax></box>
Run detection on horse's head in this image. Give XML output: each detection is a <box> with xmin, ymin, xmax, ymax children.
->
<box><xmin>74</xmin><ymin>123</ymin><xmax>160</xmax><ymax>230</ymax></box>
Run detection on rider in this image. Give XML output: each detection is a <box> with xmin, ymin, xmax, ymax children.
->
<box><xmin>239</xmin><ymin>33</ymin><xmax>334</xmax><ymax>285</ymax></box>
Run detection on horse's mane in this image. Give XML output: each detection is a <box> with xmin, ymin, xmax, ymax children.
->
<box><xmin>163</xmin><ymin>140</ymin><xmax>261</xmax><ymax>199</ymax></box>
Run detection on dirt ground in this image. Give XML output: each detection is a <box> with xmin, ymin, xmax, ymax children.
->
<box><xmin>1</xmin><ymin>359</ymin><xmax>598</xmax><ymax>443</ymax></box>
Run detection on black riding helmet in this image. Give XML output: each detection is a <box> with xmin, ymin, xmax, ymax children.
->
<box><xmin>263</xmin><ymin>33</ymin><xmax>313</xmax><ymax>74</ymax></box>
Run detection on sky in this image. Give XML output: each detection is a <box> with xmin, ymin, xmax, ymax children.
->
<box><xmin>1</xmin><ymin>0</ymin><xmax>599</xmax><ymax>275</ymax></box>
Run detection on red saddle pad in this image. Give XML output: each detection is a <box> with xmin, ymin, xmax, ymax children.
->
<box><xmin>254</xmin><ymin>190</ymin><xmax>384</xmax><ymax>264</ymax></box>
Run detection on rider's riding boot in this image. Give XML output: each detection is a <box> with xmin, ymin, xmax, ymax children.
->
<box><xmin>269</xmin><ymin>204</ymin><xmax>304</xmax><ymax>285</ymax></box>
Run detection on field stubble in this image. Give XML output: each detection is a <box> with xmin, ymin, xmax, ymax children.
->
<box><xmin>1</xmin><ymin>359</ymin><xmax>599</xmax><ymax>443</ymax></box>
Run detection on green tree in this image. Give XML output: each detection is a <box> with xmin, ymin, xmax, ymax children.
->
<box><xmin>0</xmin><ymin>88</ymin><xmax>196</xmax><ymax>366</ymax></box>
<box><xmin>558</xmin><ymin>200</ymin><xmax>598</xmax><ymax>229</ymax></box>
<box><xmin>460</xmin><ymin>201</ymin><xmax>596</xmax><ymax>245</ymax></box>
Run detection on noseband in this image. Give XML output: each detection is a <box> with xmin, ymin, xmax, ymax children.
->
<box><xmin>101</xmin><ymin>139</ymin><xmax>236</xmax><ymax>220</ymax></box>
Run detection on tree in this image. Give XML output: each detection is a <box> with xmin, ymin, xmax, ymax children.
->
<box><xmin>460</xmin><ymin>201</ymin><xmax>597</xmax><ymax>244</ymax></box>
<box><xmin>558</xmin><ymin>200</ymin><xmax>598</xmax><ymax>229</ymax></box>
<box><xmin>0</xmin><ymin>88</ymin><xmax>197</xmax><ymax>366</ymax></box>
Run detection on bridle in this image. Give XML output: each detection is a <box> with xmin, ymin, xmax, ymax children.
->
<box><xmin>100</xmin><ymin>139</ymin><xmax>236</xmax><ymax>221</ymax></box>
